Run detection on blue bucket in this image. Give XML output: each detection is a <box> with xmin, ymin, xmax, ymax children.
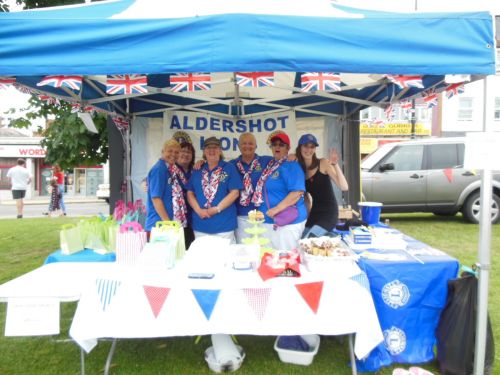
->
<box><xmin>358</xmin><ymin>202</ymin><xmax>383</xmax><ymax>225</ymax></box>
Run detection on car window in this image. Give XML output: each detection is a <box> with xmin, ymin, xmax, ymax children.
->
<box><xmin>428</xmin><ymin>143</ymin><xmax>464</xmax><ymax>169</ymax></box>
<box><xmin>381</xmin><ymin>145</ymin><xmax>424</xmax><ymax>171</ymax></box>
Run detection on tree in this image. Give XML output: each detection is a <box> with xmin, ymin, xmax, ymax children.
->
<box><xmin>8</xmin><ymin>97</ymin><xmax>109</xmax><ymax>171</ymax></box>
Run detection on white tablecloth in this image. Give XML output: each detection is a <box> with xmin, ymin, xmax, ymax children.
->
<box><xmin>68</xmin><ymin>261</ymin><xmax>383</xmax><ymax>360</ymax></box>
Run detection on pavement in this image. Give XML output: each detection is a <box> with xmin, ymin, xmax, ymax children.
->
<box><xmin>0</xmin><ymin>197</ymin><xmax>109</xmax><ymax>219</ymax></box>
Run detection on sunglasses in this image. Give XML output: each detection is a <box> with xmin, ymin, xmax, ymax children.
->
<box><xmin>271</xmin><ymin>142</ymin><xmax>288</xmax><ymax>148</ymax></box>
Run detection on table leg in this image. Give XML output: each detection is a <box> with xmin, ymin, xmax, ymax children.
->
<box><xmin>80</xmin><ymin>348</ymin><xmax>85</xmax><ymax>375</ymax></box>
<box><xmin>348</xmin><ymin>334</ymin><xmax>358</xmax><ymax>375</ymax></box>
<box><xmin>104</xmin><ymin>339</ymin><xmax>118</xmax><ymax>375</ymax></box>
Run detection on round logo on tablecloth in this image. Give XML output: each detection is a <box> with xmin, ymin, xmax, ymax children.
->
<box><xmin>383</xmin><ymin>326</ymin><xmax>407</xmax><ymax>355</ymax></box>
<box><xmin>382</xmin><ymin>280</ymin><xmax>410</xmax><ymax>309</ymax></box>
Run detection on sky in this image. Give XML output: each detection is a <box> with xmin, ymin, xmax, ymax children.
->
<box><xmin>1</xmin><ymin>0</ymin><xmax>498</xmax><ymax>134</ymax></box>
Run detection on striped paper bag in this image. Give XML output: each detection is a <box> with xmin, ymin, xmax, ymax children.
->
<box><xmin>115</xmin><ymin>222</ymin><xmax>147</xmax><ymax>265</ymax></box>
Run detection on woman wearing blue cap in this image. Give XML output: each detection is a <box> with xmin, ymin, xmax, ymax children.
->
<box><xmin>296</xmin><ymin>133</ymin><xmax>348</xmax><ymax>236</ymax></box>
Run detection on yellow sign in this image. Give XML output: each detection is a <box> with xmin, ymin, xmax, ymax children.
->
<box><xmin>360</xmin><ymin>122</ymin><xmax>431</xmax><ymax>136</ymax></box>
<box><xmin>360</xmin><ymin>138</ymin><xmax>379</xmax><ymax>154</ymax></box>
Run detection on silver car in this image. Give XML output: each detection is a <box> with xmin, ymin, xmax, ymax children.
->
<box><xmin>361</xmin><ymin>137</ymin><xmax>500</xmax><ymax>224</ymax></box>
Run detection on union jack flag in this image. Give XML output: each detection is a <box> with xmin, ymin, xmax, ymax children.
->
<box><xmin>445</xmin><ymin>83</ymin><xmax>465</xmax><ymax>99</ymax></box>
<box><xmin>0</xmin><ymin>77</ymin><xmax>16</xmax><ymax>90</ymax></box>
<box><xmin>385</xmin><ymin>75</ymin><xmax>424</xmax><ymax>89</ymax></box>
<box><xmin>235</xmin><ymin>72</ymin><xmax>274</xmax><ymax>87</ymax></box>
<box><xmin>423</xmin><ymin>90</ymin><xmax>438</xmax><ymax>108</ymax></box>
<box><xmin>106</xmin><ymin>74</ymin><xmax>148</xmax><ymax>95</ymax></box>
<box><xmin>37</xmin><ymin>75</ymin><xmax>83</xmax><ymax>91</ymax></box>
<box><xmin>14</xmin><ymin>84</ymin><xmax>34</xmax><ymax>95</ymax></box>
<box><xmin>112</xmin><ymin>116</ymin><xmax>129</xmax><ymax>130</ymax></box>
<box><xmin>71</xmin><ymin>103</ymin><xmax>98</xmax><ymax>113</ymax></box>
<box><xmin>38</xmin><ymin>95</ymin><xmax>60</xmax><ymax>106</ymax></box>
<box><xmin>384</xmin><ymin>104</ymin><xmax>395</xmax><ymax>121</ymax></box>
<box><xmin>400</xmin><ymin>100</ymin><xmax>413</xmax><ymax>116</ymax></box>
<box><xmin>169</xmin><ymin>73</ymin><xmax>211</xmax><ymax>92</ymax></box>
<box><xmin>301</xmin><ymin>72</ymin><xmax>341</xmax><ymax>92</ymax></box>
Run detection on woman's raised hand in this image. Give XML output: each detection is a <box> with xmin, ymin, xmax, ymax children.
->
<box><xmin>329</xmin><ymin>148</ymin><xmax>340</xmax><ymax>165</ymax></box>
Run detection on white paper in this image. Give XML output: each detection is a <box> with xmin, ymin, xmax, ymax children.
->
<box><xmin>464</xmin><ymin>132</ymin><xmax>500</xmax><ymax>171</ymax></box>
<box><xmin>5</xmin><ymin>297</ymin><xmax>60</xmax><ymax>336</ymax></box>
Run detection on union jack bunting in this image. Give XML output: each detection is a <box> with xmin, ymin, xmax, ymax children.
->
<box><xmin>37</xmin><ymin>75</ymin><xmax>83</xmax><ymax>91</ymax></box>
<box><xmin>71</xmin><ymin>103</ymin><xmax>97</xmax><ymax>113</ymax></box>
<box><xmin>445</xmin><ymin>83</ymin><xmax>465</xmax><ymax>99</ymax></box>
<box><xmin>400</xmin><ymin>100</ymin><xmax>413</xmax><ymax>113</ymax></box>
<box><xmin>169</xmin><ymin>73</ymin><xmax>211</xmax><ymax>92</ymax></box>
<box><xmin>38</xmin><ymin>95</ymin><xmax>59</xmax><ymax>106</ymax></box>
<box><xmin>14</xmin><ymin>84</ymin><xmax>34</xmax><ymax>95</ymax></box>
<box><xmin>112</xmin><ymin>116</ymin><xmax>129</xmax><ymax>130</ymax></box>
<box><xmin>106</xmin><ymin>74</ymin><xmax>148</xmax><ymax>95</ymax></box>
<box><xmin>235</xmin><ymin>72</ymin><xmax>274</xmax><ymax>87</ymax></box>
<box><xmin>423</xmin><ymin>90</ymin><xmax>438</xmax><ymax>108</ymax></box>
<box><xmin>384</xmin><ymin>104</ymin><xmax>395</xmax><ymax>121</ymax></box>
<box><xmin>385</xmin><ymin>75</ymin><xmax>424</xmax><ymax>89</ymax></box>
<box><xmin>301</xmin><ymin>72</ymin><xmax>341</xmax><ymax>92</ymax></box>
<box><xmin>0</xmin><ymin>77</ymin><xmax>16</xmax><ymax>90</ymax></box>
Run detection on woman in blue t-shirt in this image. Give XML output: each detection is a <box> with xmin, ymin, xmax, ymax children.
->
<box><xmin>187</xmin><ymin>137</ymin><xmax>242</xmax><ymax>243</ymax></box>
<box><xmin>253</xmin><ymin>132</ymin><xmax>307</xmax><ymax>251</ymax></box>
<box><xmin>145</xmin><ymin>139</ymin><xmax>190</xmax><ymax>233</ymax></box>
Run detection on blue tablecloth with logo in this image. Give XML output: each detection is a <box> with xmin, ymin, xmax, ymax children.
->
<box><xmin>349</xmin><ymin>230</ymin><xmax>459</xmax><ymax>371</ymax></box>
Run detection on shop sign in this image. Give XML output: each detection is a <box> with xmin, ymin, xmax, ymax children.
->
<box><xmin>360</xmin><ymin>122</ymin><xmax>431</xmax><ymax>136</ymax></box>
<box><xmin>360</xmin><ymin>138</ymin><xmax>379</xmax><ymax>154</ymax></box>
<box><xmin>0</xmin><ymin>145</ymin><xmax>46</xmax><ymax>158</ymax></box>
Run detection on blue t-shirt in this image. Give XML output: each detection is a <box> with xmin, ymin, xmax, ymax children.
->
<box><xmin>230</xmin><ymin>154</ymin><xmax>273</xmax><ymax>216</ymax></box>
<box><xmin>187</xmin><ymin>161</ymin><xmax>243</xmax><ymax>234</ymax></box>
<box><xmin>145</xmin><ymin>159</ymin><xmax>174</xmax><ymax>231</ymax></box>
<box><xmin>262</xmin><ymin>160</ymin><xmax>307</xmax><ymax>225</ymax></box>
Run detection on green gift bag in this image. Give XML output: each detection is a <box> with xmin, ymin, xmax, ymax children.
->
<box><xmin>60</xmin><ymin>224</ymin><xmax>84</xmax><ymax>255</ymax></box>
<box><xmin>151</xmin><ymin>221</ymin><xmax>186</xmax><ymax>260</ymax></box>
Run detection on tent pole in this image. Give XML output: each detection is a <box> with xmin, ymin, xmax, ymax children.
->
<box><xmin>473</xmin><ymin>75</ymin><xmax>493</xmax><ymax>375</ymax></box>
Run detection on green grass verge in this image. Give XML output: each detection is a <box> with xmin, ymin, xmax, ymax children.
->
<box><xmin>0</xmin><ymin>215</ymin><xmax>498</xmax><ymax>374</ymax></box>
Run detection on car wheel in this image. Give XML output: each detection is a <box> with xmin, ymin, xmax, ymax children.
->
<box><xmin>462</xmin><ymin>192</ymin><xmax>500</xmax><ymax>224</ymax></box>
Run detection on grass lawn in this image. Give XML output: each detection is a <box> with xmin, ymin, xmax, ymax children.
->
<box><xmin>0</xmin><ymin>214</ymin><xmax>498</xmax><ymax>374</ymax></box>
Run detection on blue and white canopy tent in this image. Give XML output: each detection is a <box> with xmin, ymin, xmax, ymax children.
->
<box><xmin>0</xmin><ymin>2</ymin><xmax>496</xmax><ymax>371</ymax></box>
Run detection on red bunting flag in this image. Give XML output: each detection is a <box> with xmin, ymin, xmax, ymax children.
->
<box><xmin>295</xmin><ymin>281</ymin><xmax>324</xmax><ymax>314</ymax></box>
<box><xmin>243</xmin><ymin>288</ymin><xmax>272</xmax><ymax>320</ymax></box>
<box><xmin>143</xmin><ymin>286</ymin><xmax>170</xmax><ymax>318</ymax></box>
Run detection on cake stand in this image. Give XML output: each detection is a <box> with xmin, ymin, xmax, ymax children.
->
<box><xmin>242</xmin><ymin>219</ymin><xmax>272</xmax><ymax>255</ymax></box>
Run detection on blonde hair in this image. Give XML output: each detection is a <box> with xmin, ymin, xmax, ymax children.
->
<box><xmin>239</xmin><ymin>132</ymin><xmax>256</xmax><ymax>144</ymax></box>
<box><xmin>162</xmin><ymin>139</ymin><xmax>180</xmax><ymax>151</ymax></box>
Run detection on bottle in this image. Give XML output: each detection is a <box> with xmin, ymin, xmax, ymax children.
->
<box><xmin>384</xmin><ymin>218</ymin><xmax>390</xmax><ymax>227</ymax></box>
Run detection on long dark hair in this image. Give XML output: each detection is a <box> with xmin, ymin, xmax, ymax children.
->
<box><xmin>295</xmin><ymin>145</ymin><xmax>320</xmax><ymax>174</ymax></box>
<box><xmin>180</xmin><ymin>142</ymin><xmax>196</xmax><ymax>171</ymax></box>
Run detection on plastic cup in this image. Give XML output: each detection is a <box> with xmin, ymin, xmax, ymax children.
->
<box><xmin>358</xmin><ymin>202</ymin><xmax>383</xmax><ymax>225</ymax></box>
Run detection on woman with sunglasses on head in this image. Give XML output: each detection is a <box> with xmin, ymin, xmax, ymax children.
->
<box><xmin>295</xmin><ymin>134</ymin><xmax>348</xmax><ymax>237</ymax></box>
<box><xmin>252</xmin><ymin>132</ymin><xmax>307</xmax><ymax>251</ymax></box>
<box><xmin>186</xmin><ymin>137</ymin><xmax>242</xmax><ymax>244</ymax></box>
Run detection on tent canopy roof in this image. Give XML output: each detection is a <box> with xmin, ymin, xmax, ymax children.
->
<box><xmin>0</xmin><ymin>0</ymin><xmax>496</xmax><ymax>118</ymax></box>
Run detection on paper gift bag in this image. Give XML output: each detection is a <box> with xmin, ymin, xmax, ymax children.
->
<box><xmin>150</xmin><ymin>221</ymin><xmax>186</xmax><ymax>260</ymax></box>
<box><xmin>60</xmin><ymin>224</ymin><xmax>84</xmax><ymax>255</ymax></box>
<box><xmin>138</xmin><ymin>238</ymin><xmax>177</xmax><ymax>269</ymax></box>
<box><xmin>116</xmin><ymin>222</ymin><xmax>147</xmax><ymax>265</ymax></box>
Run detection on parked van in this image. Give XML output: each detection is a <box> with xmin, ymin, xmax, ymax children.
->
<box><xmin>361</xmin><ymin>137</ymin><xmax>500</xmax><ymax>224</ymax></box>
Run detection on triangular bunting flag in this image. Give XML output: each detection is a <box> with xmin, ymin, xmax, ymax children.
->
<box><xmin>243</xmin><ymin>288</ymin><xmax>271</xmax><ymax>320</ymax></box>
<box><xmin>443</xmin><ymin>168</ymin><xmax>453</xmax><ymax>183</ymax></box>
<box><xmin>143</xmin><ymin>286</ymin><xmax>171</xmax><ymax>318</ymax></box>
<box><xmin>96</xmin><ymin>279</ymin><xmax>121</xmax><ymax>312</ymax></box>
<box><xmin>295</xmin><ymin>281</ymin><xmax>324</xmax><ymax>314</ymax></box>
<box><xmin>191</xmin><ymin>289</ymin><xmax>221</xmax><ymax>320</ymax></box>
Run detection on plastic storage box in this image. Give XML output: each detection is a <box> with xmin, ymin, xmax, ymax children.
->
<box><xmin>274</xmin><ymin>335</ymin><xmax>320</xmax><ymax>366</ymax></box>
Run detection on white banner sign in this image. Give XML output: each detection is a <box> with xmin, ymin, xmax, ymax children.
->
<box><xmin>0</xmin><ymin>144</ymin><xmax>46</xmax><ymax>158</ymax></box>
<box><xmin>163</xmin><ymin>110</ymin><xmax>296</xmax><ymax>160</ymax></box>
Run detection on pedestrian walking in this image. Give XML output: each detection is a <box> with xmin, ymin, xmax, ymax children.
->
<box><xmin>6</xmin><ymin>158</ymin><xmax>32</xmax><ymax>219</ymax></box>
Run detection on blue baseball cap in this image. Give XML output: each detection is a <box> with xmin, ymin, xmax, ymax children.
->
<box><xmin>298</xmin><ymin>134</ymin><xmax>319</xmax><ymax>147</ymax></box>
